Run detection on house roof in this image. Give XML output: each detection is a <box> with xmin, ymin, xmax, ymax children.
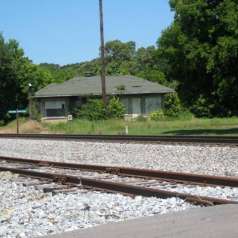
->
<box><xmin>34</xmin><ymin>75</ymin><xmax>175</xmax><ymax>98</ymax></box>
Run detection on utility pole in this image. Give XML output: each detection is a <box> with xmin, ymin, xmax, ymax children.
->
<box><xmin>16</xmin><ymin>95</ymin><xmax>19</xmax><ymax>134</ymax></box>
<box><xmin>99</xmin><ymin>0</ymin><xmax>107</xmax><ymax>105</ymax></box>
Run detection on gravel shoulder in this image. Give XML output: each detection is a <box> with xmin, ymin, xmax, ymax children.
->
<box><xmin>0</xmin><ymin>172</ymin><xmax>194</xmax><ymax>238</ymax></box>
<box><xmin>0</xmin><ymin>138</ymin><xmax>238</xmax><ymax>176</ymax></box>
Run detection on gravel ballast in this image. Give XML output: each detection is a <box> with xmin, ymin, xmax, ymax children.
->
<box><xmin>0</xmin><ymin>138</ymin><xmax>237</xmax><ymax>237</ymax></box>
<box><xmin>0</xmin><ymin>138</ymin><xmax>238</xmax><ymax>176</ymax></box>
<box><xmin>0</xmin><ymin>172</ymin><xmax>195</xmax><ymax>238</ymax></box>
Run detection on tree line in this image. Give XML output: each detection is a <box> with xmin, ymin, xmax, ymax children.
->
<box><xmin>1</xmin><ymin>0</ymin><xmax>238</xmax><ymax>122</ymax></box>
<box><xmin>0</xmin><ymin>35</ymin><xmax>54</xmax><ymax>122</ymax></box>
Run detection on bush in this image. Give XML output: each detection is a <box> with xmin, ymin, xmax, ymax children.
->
<box><xmin>75</xmin><ymin>99</ymin><xmax>106</xmax><ymax>121</ymax></box>
<box><xmin>163</xmin><ymin>93</ymin><xmax>183</xmax><ymax>117</ymax></box>
<box><xmin>107</xmin><ymin>97</ymin><xmax>125</xmax><ymax>119</ymax></box>
<box><xmin>75</xmin><ymin>97</ymin><xmax>125</xmax><ymax>121</ymax></box>
<box><xmin>149</xmin><ymin>109</ymin><xmax>165</xmax><ymax>121</ymax></box>
<box><xmin>191</xmin><ymin>95</ymin><xmax>213</xmax><ymax>117</ymax></box>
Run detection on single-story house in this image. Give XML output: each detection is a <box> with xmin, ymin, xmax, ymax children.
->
<box><xmin>33</xmin><ymin>75</ymin><xmax>174</xmax><ymax>120</ymax></box>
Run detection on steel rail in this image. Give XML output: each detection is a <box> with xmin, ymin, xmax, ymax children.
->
<box><xmin>1</xmin><ymin>156</ymin><xmax>238</xmax><ymax>188</ymax></box>
<box><xmin>0</xmin><ymin>133</ymin><xmax>238</xmax><ymax>145</ymax></box>
<box><xmin>0</xmin><ymin>165</ymin><xmax>236</xmax><ymax>206</ymax></box>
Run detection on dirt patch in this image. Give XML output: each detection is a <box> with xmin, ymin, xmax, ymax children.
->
<box><xmin>0</xmin><ymin>120</ymin><xmax>48</xmax><ymax>134</ymax></box>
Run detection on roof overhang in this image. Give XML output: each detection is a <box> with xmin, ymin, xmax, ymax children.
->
<box><xmin>34</xmin><ymin>91</ymin><xmax>175</xmax><ymax>99</ymax></box>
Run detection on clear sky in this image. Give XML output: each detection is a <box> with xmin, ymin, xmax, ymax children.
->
<box><xmin>0</xmin><ymin>0</ymin><xmax>174</xmax><ymax>65</ymax></box>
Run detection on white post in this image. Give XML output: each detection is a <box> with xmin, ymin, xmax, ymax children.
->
<box><xmin>125</xmin><ymin>125</ymin><xmax>129</xmax><ymax>135</ymax></box>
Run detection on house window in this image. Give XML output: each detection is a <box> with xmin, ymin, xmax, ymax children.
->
<box><xmin>141</xmin><ymin>97</ymin><xmax>146</xmax><ymax>114</ymax></box>
<box><xmin>131</xmin><ymin>97</ymin><xmax>141</xmax><ymax>114</ymax></box>
<box><xmin>120</xmin><ymin>97</ymin><xmax>131</xmax><ymax>114</ymax></box>
<box><xmin>145</xmin><ymin>96</ymin><xmax>161</xmax><ymax>114</ymax></box>
<box><xmin>45</xmin><ymin>100</ymin><xmax>66</xmax><ymax>117</ymax></box>
<box><xmin>120</xmin><ymin>97</ymin><xmax>141</xmax><ymax>115</ymax></box>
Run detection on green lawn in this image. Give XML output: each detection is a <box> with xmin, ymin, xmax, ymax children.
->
<box><xmin>46</xmin><ymin>117</ymin><xmax>238</xmax><ymax>136</ymax></box>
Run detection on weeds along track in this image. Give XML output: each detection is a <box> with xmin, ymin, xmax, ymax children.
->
<box><xmin>0</xmin><ymin>156</ymin><xmax>238</xmax><ymax>206</ymax></box>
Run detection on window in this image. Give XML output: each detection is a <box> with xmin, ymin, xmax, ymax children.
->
<box><xmin>45</xmin><ymin>100</ymin><xmax>66</xmax><ymax>117</ymax></box>
<box><xmin>145</xmin><ymin>96</ymin><xmax>161</xmax><ymax>114</ymax></box>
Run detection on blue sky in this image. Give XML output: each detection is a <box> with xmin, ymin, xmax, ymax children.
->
<box><xmin>0</xmin><ymin>1</ymin><xmax>174</xmax><ymax>65</ymax></box>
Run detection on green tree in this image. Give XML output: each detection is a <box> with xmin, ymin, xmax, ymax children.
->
<box><xmin>0</xmin><ymin>34</ymin><xmax>54</xmax><ymax>121</ymax></box>
<box><xmin>105</xmin><ymin>40</ymin><xmax>136</xmax><ymax>62</ymax></box>
<box><xmin>104</xmin><ymin>40</ymin><xmax>137</xmax><ymax>75</ymax></box>
<box><xmin>37</xmin><ymin>39</ymin><xmax>171</xmax><ymax>88</ymax></box>
<box><xmin>134</xmin><ymin>46</ymin><xmax>167</xmax><ymax>85</ymax></box>
<box><xmin>158</xmin><ymin>0</ymin><xmax>238</xmax><ymax>117</ymax></box>
<box><xmin>39</xmin><ymin>63</ymin><xmax>75</xmax><ymax>82</ymax></box>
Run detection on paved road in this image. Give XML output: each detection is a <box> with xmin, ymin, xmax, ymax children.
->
<box><xmin>44</xmin><ymin>205</ymin><xmax>238</xmax><ymax>238</ymax></box>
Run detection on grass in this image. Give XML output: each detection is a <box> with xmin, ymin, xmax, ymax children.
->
<box><xmin>1</xmin><ymin>116</ymin><xmax>238</xmax><ymax>136</ymax></box>
<box><xmin>46</xmin><ymin>117</ymin><xmax>238</xmax><ymax>136</ymax></box>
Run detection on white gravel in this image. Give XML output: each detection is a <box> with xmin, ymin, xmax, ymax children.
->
<box><xmin>0</xmin><ymin>138</ymin><xmax>238</xmax><ymax>176</ymax></box>
<box><xmin>0</xmin><ymin>138</ymin><xmax>237</xmax><ymax>237</ymax></box>
<box><xmin>0</xmin><ymin>172</ymin><xmax>195</xmax><ymax>238</ymax></box>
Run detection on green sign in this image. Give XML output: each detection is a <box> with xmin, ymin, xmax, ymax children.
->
<box><xmin>8</xmin><ymin>109</ymin><xmax>27</xmax><ymax>114</ymax></box>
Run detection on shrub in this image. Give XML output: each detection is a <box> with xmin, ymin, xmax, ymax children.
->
<box><xmin>107</xmin><ymin>97</ymin><xmax>125</xmax><ymax>119</ymax></box>
<box><xmin>163</xmin><ymin>93</ymin><xmax>182</xmax><ymax>117</ymax></box>
<box><xmin>191</xmin><ymin>95</ymin><xmax>213</xmax><ymax>117</ymax></box>
<box><xmin>75</xmin><ymin>97</ymin><xmax>125</xmax><ymax>121</ymax></box>
<box><xmin>76</xmin><ymin>99</ymin><xmax>106</xmax><ymax>121</ymax></box>
<box><xmin>149</xmin><ymin>109</ymin><xmax>165</xmax><ymax>121</ymax></box>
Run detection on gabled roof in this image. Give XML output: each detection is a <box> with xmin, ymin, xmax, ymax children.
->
<box><xmin>34</xmin><ymin>75</ymin><xmax>175</xmax><ymax>98</ymax></box>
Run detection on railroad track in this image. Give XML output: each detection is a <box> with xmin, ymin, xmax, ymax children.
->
<box><xmin>0</xmin><ymin>133</ymin><xmax>238</xmax><ymax>145</ymax></box>
<box><xmin>0</xmin><ymin>156</ymin><xmax>238</xmax><ymax>206</ymax></box>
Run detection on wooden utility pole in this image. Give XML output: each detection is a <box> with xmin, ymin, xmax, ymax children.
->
<box><xmin>99</xmin><ymin>0</ymin><xmax>107</xmax><ymax>105</ymax></box>
<box><xmin>16</xmin><ymin>96</ymin><xmax>19</xmax><ymax>134</ymax></box>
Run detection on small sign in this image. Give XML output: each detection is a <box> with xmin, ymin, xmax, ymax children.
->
<box><xmin>67</xmin><ymin>115</ymin><xmax>73</xmax><ymax>121</ymax></box>
<box><xmin>8</xmin><ymin>110</ymin><xmax>27</xmax><ymax>114</ymax></box>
